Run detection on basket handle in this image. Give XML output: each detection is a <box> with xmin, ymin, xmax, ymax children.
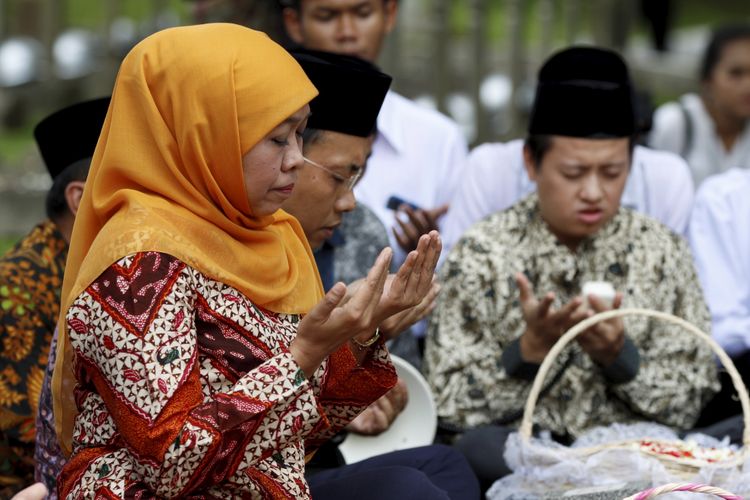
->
<box><xmin>623</xmin><ymin>482</ymin><xmax>743</xmax><ymax>499</ymax></box>
<box><xmin>518</xmin><ymin>308</ymin><xmax>750</xmax><ymax>448</ymax></box>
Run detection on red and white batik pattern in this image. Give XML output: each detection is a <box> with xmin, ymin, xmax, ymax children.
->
<box><xmin>58</xmin><ymin>252</ymin><xmax>396</xmax><ymax>499</ymax></box>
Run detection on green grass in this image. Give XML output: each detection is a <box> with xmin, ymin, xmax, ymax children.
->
<box><xmin>446</xmin><ymin>0</ymin><xmax>750</xmax><ymax>44</ymax></box>
<box><xmin>0</xmin><ymin>236</ymin><xmax>21</xmax><ymax>256</ymax></box>
<box><xmin>63</xmin><ymin>0</ymin><xmax>188</xmax><ymax>29</ymax></box>
<box><xmin>0</xmin><ymin>122</ymin><xmax>37</xmax><ymax>170</ymax></box>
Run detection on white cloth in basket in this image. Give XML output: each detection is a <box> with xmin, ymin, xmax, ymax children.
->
<box><xmin>487</xmin><ymin>423</ymin><xmax>750</xmax><ymax>500</ymax></box>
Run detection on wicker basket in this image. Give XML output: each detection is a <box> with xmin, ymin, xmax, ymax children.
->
<box><xmin>519</xmin><ymin>308</ymin><xmax>750</xmax><ymax>477</ymax></box>
<box><xmin>624</xmin><ymin>482</ymin><xmax>743</xmax><ymax>499</ymax></box>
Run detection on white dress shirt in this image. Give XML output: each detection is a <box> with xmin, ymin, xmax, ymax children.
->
<box><xmin>650</xmin><ymin>93</ymin><xmax>750</xmax><ymax>186</ymax></box>
<box><xmin>441</xmin><ymin>139</ymin><xmax>694</xmax><ymax>256</ymax></box>
<box><xmin>355</xmin><ymin>91</ymin><xmax>468</xmax><ymax>265</ymax></box>
<box><xmin>688</xmin><ymin>168</ymin><xmax>750</xmax><ymax>358</ymax></box>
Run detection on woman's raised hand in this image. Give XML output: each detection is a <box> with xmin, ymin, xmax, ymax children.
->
<box><xmin>291</xmin><ymin>247</ymin><xmax>393</xmax><ymax>378</ymax></box>
<box><xmin>376</xmin><ymin>231</ymin><xmax>441</xmax><ymax>331</ymax></box>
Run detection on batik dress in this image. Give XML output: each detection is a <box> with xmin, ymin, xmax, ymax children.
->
<box><xmin>0</xmin><ymin>219</ymin><xmax>67</xmax><ymax>494</ymax></box>
<box><xmin>58</xmin><ymin>251</ymin><xmax>396</xmax><ymax>499</ymax></box>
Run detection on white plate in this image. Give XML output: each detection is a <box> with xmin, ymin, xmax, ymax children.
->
<box><xmin>338</xmin><ymin>354</ymin><xmax>438</xmax><ymax>464</ymax></box>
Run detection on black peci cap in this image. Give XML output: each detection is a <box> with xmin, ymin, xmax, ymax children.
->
<box><xmin>290</xmin><ymin>48</ymin><xmax>392</xmax><ymax>137</ymax></box>
<box><xmin>528</xmin><ymin>46</ymin><xmax>636</xmax><ymax>138</ymax></box>
<box><xmin>33</xmin><ymin>97</ymin><xmax>110</xmax><ymax>179</ymax></box>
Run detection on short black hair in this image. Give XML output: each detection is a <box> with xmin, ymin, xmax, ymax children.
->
<box><xmin>524</xmin><ymin>134</ymin><xmax>636</xmax><ymax>169</ymax></box>
<box><xmin>45</xmin><ymin>158</ymin><xmax>90</xmax><ymax>220</ymax></box>
<box><xmin>700</xmin><ymin>23</ymin><xmax>750</xmax><ymax>81</ymax></box>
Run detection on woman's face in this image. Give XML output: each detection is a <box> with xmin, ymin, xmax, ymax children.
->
<box><xmin>242</xmin><ymin>105</ymin><xmax>310</xmax><ymax>216</ymax></box>
<box><xmin>706</xmin><ymin>37</ymin><xmax>750</xmax><ymax>120</ymax></box>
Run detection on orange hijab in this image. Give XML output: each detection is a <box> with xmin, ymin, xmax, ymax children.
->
<box><xmin>52</xmin><ymin>23</ymin><xmax>322</xmax><ymax>454</ymax></box>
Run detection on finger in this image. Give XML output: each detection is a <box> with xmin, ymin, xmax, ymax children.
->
<box><xmin>417</xmin><ymin>232</ymin><xmax>441</xmax><ymax>293</ymax></box>
<box><xmin>537</xmin><ymin>292</ymin><xmax>555</xmax><ymax>318</ymax></box>
<box><xmin>613</xmin><ymin>292</ymin><xmax>624</xmax><ymax>309</ymax></box>
<box><xmin>390</xmin><ymin>250</ymin><xmax>418</xmax><ymax>297</ymax></box>
<box><xmin>395</xmin><ymin>214</ymin><xmax>420</xmax><ymax>249</ymax></box>
<box><xmin>404</xmin><ymin>234</ymin><xmax>430</xmax><ymax>296</ymax></box>
<box><xmin>361</xmin><ymin>249</ymin><xmax>392</xmax><ymax>319</ymax></box>
<box><xmin>11</xmin><ymin>483</ymin><xmax>48</xmax><ymax>500</ymax></box>
<box><xmin>307</xmin><ymin>282</ymin><xmax>347</xmax><ymax>323</ymax></box>
<box><xmin>426</xmin><ymin>203</ymin><xmax>450</xmax><ymax>224</ymax></box>
<box><xmin>516</xmin><ymin>272</ymin><xmax>534</xmax><ymax>305</ymax></box>
<box><xmin>555</xmin><ymin>296</ymin><xmax>584</xmax><ymax>319</ymax></box>
<box><xmin>349</xmin><ymin>248</ymin><xmax>392</xmax><ymax>312</ymax></box>
<box><xmin>403</xmin><ymin>205</ymin><xmax>431</xmax><ymax>235</ymax></box>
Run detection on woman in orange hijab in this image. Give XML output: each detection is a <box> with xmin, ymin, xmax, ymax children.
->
<box><xmin>52</xmin><ymin>23</ymin><xmax>440</xmax><ymax>498</ymax></box>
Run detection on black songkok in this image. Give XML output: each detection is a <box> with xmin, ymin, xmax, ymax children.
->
<box><xmin>528</xmin><ymin>46</ymin><xmax>636</xmax><ymax>138</ymax></box>
<box><xmin>291</xmin><ymin>49</ymin><xmax>392</xmax><ymax>137</ymax></box>
<box><xmin>33</xmin><ymin>97</ymin><xmax>110</xmax><ymax>179</ymax></box>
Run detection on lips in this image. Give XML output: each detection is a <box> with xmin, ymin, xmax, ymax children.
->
<box><xmin>577</xmin><ymin>208</ymin><xmax>604</xmax><ymax>224</ymax></box>
<box><xmin>274</xmin><ymin>183</ymin><xmax>295</xmax><ymax>195</ymax></box>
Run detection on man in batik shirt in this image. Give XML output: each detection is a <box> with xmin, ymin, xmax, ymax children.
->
<box><xmin>423</xmin><ymin>47</ymin><xmax>719</xmax><ymax>490</ymax></box>
<box><xmin>0</xmin><ymin>98</ymin><xmax>108</xmax><ymax>495</ymax></box>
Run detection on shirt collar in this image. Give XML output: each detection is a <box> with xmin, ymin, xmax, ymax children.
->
<box><xmin>375</xmin><ymin>91</ymin><xmax>405</xmax><ymax>154</ymax></box>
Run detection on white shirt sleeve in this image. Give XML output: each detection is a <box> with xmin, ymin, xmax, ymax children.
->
<box><xmin>441</xmin><ymin>142</ymin><xmax>526</xmax><ymax>257</ymax></box>
<box><xmin>688</xmin><ymin>170</ymin><xmax>750</xmax><ymax>357</ymax></box>
<box><xmin>632</xmin><ymin>147</ymin><xmax>695</xmax><ymax>235</ymax></box>
<box><xmin>649</xmin><ymin>101</ymin><xmax>687</xmax><ymax>156</ymax></box>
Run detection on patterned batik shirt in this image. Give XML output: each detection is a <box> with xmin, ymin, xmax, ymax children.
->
<box><xmin>0</xmin><ymin>220</ymin><xmax>67</xmax><ymax>492</ymax></box>
<box><xmin>58</xmin><ymin>251</ymin><xmax>396</xmax><ymax>499</ymax></box>
<box><xmin>424</xmin><ymin>194</ymin><xmax>719</xmax><ymax>439</ymax></box>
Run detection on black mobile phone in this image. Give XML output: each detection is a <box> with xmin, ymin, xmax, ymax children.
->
<box><xmin>386</xmin><ymin>195</ymin><xmax>421</xmax><ymax>211</ymax></box>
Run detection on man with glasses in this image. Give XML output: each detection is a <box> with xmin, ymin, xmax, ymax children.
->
<box><xmin>279</xmin><ymin>49</ymin><xmax>479</xmax><ymax>498</ymax></box>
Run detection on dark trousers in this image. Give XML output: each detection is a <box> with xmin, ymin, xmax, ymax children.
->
<box><xmin>697</xmin><ymin>351</ymin><xmax>750</xmax><ymax>427</ymax></box>
<box><xmin>307</xmin><ymin>445</ymin><xmax>481</xmax><ymax>500</ymax></box>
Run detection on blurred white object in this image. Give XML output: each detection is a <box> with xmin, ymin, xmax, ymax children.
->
<box><xmin>53</xmin><ymin>29</ymin><xmax>100</xmax><ymax>79</ymax></box>
<box><xmin>412</xmin><ymin>94</ymin><xmax>437</xmax><ymax>111</ymax></box>
<box><xmin>0</xmin><ymin>37</ymin><xmax>44</xmax><ymax>87</ymax></box>
<box><xmin>446</xmin><ymin>92</ymin><xmax>476</xmax><ymax>143</ymax></box>
<box><xmin>480</xmin><ymin>73</ymin><xmax>512</xmax><ymax>111</ymax></box>
<box><xmin>582</xmin><ymin>281</ymin><xmax>616</xmax><ymax>308</ymax></box>
<box><xmin>338</xmin><ymin>355</ymin><xmax>437</xmax><ymax>464</ymax></box>
<box><xmin>109</xmin><ymin>17</ymin><xmax>138</xmax><ymax>57</ymax></box>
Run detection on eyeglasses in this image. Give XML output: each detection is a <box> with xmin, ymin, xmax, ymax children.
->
<box><xmin>303</xmin><ymin>156</ymin><xmax>362</xmax><ymax>192</ymax></box>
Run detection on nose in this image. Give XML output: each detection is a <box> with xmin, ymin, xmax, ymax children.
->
<box><xmin>282</xmin><ymin>140</ymin><xmax>305</xmax><ymax>172</ymax></box>
<box><xmin>335</xmin><ymin>14</ymin><xmax>358</xmax><ymax>43</ymax></box>
<box><xmin>579</xmin><ymin>173</ymin><xmax>604</xmax><ymax>202</ymax></box>
<box><xmin>334</xmin><ymin>188</ymin><xmax>356</xmax><ymax>214</ymax></box>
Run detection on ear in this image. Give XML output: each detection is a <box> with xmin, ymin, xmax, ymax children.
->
<box><xmin>522</xmin><ymin>145</ymin><xmax>539</xmax><ymax>183</ymax></box>
<box><xmin>64</xmin><ymin>180</ymin><xmax>86</xmax><ymax>217</ymax></box>
<box><xmin>282</xmin><ymin>7</ymin><xmax>305</xmax><ymax>45</ymax></box>
<box><xmin>383</xmin><ymin>0</ymin><xmax>399</xmax><ymax>34</ymax></box>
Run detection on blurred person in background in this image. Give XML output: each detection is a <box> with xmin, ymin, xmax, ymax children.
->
<box><xmin>650</xmin><ymin>23</ymin><xmax>750</xmax><ymax>186</ymax></box>
<box><xmin>0</xmin><ymin>98</ymin><xmax>108</xmax><ymax>497</ymax></box>
<box><xmin>688</xmin><ymin>167</ymin><xmax>750</xmax><ymax>427</ymax></box>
